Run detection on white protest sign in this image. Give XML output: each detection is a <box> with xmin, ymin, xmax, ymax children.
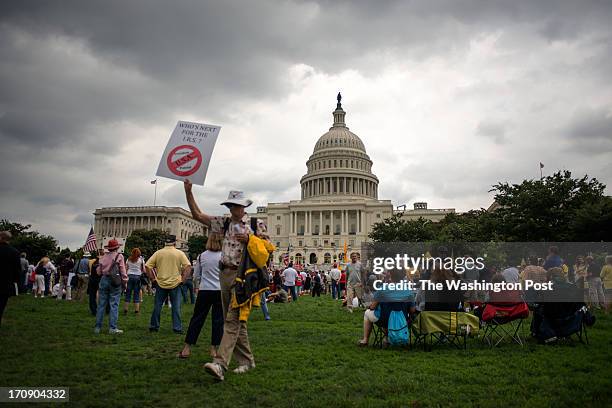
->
<box><xmin>156</xmin><ymin>121</ymin><xmax>221</xmax><ymax>186</ymax></box>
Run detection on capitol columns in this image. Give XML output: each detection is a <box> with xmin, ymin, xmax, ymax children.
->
<box><xmin>360</xmin><ymin>210</ymin><xmax>363</xmax><ymax>233</ymax></box>
<box><xmin>319</xmin><ymin>211</ymin><xmax>323</xmax><ymax>234</ymax></box>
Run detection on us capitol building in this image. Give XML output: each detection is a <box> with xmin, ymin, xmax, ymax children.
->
<box><xmin>254</xmin><ymin>94</ymin><xmax>454</xmax><ymax>266</ymax></box>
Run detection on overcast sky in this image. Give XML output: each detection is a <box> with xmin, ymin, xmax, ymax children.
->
<box><xmin>1</xmin><ymin>0</ymin><xmax>611</xmax><ymax>249</ymax></box>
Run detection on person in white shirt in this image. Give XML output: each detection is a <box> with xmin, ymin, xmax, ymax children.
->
<box><xmin>44</xmin><ymin>259</ymin><xmax>57</xmax><ymax>297</ymax></box>
<box><xmin>502</xmin><ymin>266</ymin><xmax>520</xmax><ymax>284</ymax></box>
<box><xmin>124</xmin><ymin>248</ymin><xmax>146</xmax><ymax>315</ymax></box>
<box><xmin>329</xmin><ymin>263</ymin><xmax>341</xmax><ymax>300</ymax></box>
<box><xmin>282</xmin><ymin>263</ymin><xmax>299</xmax><ymax>302</ymax></box>
<box><xmin>299</xmin><ymin>270</ymin><xmax>307</xmax><ymax>295</ymax></box>
<box><xmin>178</xmin><ymin>233</ymin><xmax>224</xmax><ymax>359</ymax></box>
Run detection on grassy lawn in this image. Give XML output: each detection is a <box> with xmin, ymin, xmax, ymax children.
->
<box><xmin>1</xmin><ymin>294</ymin><xmax>611</xmax><ymax>407</ymax></box>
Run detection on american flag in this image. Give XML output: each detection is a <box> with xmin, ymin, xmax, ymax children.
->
<box><xmin>282</xmin><ymin>244</ymin><xmax>291</xmax><ymax>266</ymax></box>
<box><xmin>84</xmin><ymin>227</ymin><xmax>97</xmax><ymax>252</ymax></box>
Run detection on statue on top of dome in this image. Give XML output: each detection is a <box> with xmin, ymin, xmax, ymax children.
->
<box><xmin>336</xmin><ymin>92</ymin><xmax>342</xmax><ymax>109</ymax></box>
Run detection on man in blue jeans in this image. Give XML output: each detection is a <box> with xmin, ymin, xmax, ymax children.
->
<box><xmin>281</xmin><ymin>262</ymin><xmax>298</xmax><ymax>302</ymax></box>
<box><xmin>145</xmin><ymin>235</ymin><xmax>192</xmax><ymax>334</ymax></box>
<box><xmin>330</xmin><ymin>263</ymin><xmax>341</xmax><ymax>300</ymax></box>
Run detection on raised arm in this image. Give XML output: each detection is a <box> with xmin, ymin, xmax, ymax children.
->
<box><xmin>184</xmin><ymin>178</ymin><xmax>213</xmax><ymax>227</ymax></box>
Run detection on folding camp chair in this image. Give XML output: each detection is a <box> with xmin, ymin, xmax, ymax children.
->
<box><xmin>481</xmin><ymin>302</ymin><xmax>529</xmax><ymax>347</ymax></box>
<box><xmin>372</xmin><ymin>323</ymin><xmax>385</xmax><ymax>349</ymax></box>
<box><xmin>532</xmin><ymin>305</ymin><xmax>590</xmax><ymax>345</ymax></box>
<box><xmin>411</xmin><ymin>311</ymin><xmax>479</xmax><ymax>351</ymax></box>
<box><xmin>369</xmin><ymin>302</ymin><xmax>413</xmax><ymax>349</ymax></box>
<box><xmin>555</xmin><ymin>311</ymin><xmax>589</xmax><ymax>345</ymax></box>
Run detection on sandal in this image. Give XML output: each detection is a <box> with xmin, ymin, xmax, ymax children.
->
<box><xmin>357</xmin><ymin>340</ymin><xmax>368</xmax><ymax>347</ymax></box>
<box><xmin>177</xmin><ymin>351</ymin><xmax>190</xmax><ymax>359</ymax></box>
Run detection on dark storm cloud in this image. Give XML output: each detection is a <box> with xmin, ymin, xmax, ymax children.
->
<box><xmin>0</xmin><ymin>0</ymin><xmax>611</xmax><ymax>247</ymax></box>
<box><xmin>564</xmin><ymin>108</ymin><xmax>612</xmax><ymax>154</ymax></box>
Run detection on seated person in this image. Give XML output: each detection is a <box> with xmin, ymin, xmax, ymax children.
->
<box><xmin>267</xmin><ymin>286</ymin><xmax>290</xmax><ymax>303</ymax></box>
<box><xmin>531</xmin><ymin>268</ymin><xmax>586</xmax><ymax>343</ymax></box>
<box><xmin>358</xmin><ymin>269</ymin><xmax>415</xmax><ymax>346</ymax></box>
<box><xmin>487</xmin><ymin>271</ymin><xmax>523</xmax><ymax>304</ymax></box>
<box><xmin>424</xmin><ymin>268</ymin><xmax>463</xmax><ymax>311</ymax></box>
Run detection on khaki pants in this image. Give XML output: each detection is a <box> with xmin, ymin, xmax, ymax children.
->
<box><xmin>346</xmin><ymin>283</ymin><xmax>363</xmax><ymax>308</ymax></box>
<box><xmin>73</xmin><ymin>275</ymin><xmax>89</xmax><ymax>301</ymax></box>
<box><xmin>214</xmin><ymin>268</ymin><xmax>255</xmax><ymax>370</ymax></box>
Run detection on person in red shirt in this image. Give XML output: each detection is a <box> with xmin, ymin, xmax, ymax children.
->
<box><xmin>339</xmin><ymin>270</ymin><xmax>347</xmax><ymax>300</ymax></box>
<box><xmin>295</xmin><ymin>269</ymin><xmax>303</xmax><ymax>296</ymax></box>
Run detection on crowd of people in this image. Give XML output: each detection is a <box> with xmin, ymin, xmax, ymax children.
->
<box><xmin>352</xmin><ymin>245</ymin><xmax>611</xmax><ymax>347</ymax></box>
<box><xmin>2</xmin><ymin>202</ymin><xmax>612</xmax><ymax>378</ymax></box>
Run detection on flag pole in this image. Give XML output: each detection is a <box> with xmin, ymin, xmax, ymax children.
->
<box><xmin>153</xmin><ymin>180</ymin><xmax>158</xmax><ymax>206</ymax></box>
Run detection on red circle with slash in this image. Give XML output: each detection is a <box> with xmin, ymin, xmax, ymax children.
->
<box><xmin>166</xmin><ymin>145</ymin><xmax>203</xmax><ymax>177</ymax></box>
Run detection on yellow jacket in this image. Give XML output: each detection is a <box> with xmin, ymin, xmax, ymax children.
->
<box><xmin>601</xmin><ymin>265</ymin><xmax>612</xmax><ymax>289</ymax></box>
<box><xmin>230</xmin><ymin>234</ymin><xmax>275</xmax><ymax>321</ymax></box>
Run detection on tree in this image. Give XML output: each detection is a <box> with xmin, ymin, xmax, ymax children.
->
<box><xmin>490</xmin><ymin>171</ymin><xmax>606</xmax><ymax>241</ymax></box>
<box><xmin>369</xmin><ymin>170</ymin><xmax>609</xmax><ymax>243</ymax></box>
<box><xmin>124</xmin><ymin>229</ymin><xmax>169</xmax><ymax>259</ymax></box>
<box><xmin>0</xmin><ymin>220</ymin><xmax>58</xmax><ymax>263</ymax></box>
<box><xmin>0</xmin><ymin>220</ymin><xmax>30</xmax><ymax>236</ymax></box>
<box><xmin>187</xmin><ymin>234</ymin><xmax>207</xmax><ymax>260</ymax></box>
<box><xmin>369</xmin><ymin>214</ymin><xmax>436</xmax><ymax>242</ymax></box>
<box><xmin>567</xmin><ymin>196</ymin><xmax>612</xmax><ymax>242</ymax></box>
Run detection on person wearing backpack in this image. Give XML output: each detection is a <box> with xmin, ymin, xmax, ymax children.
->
<box><xmin>94</xmin><ymin>239</ymin><xmax>127</xmax><ymax>334</ymax></box>
<box><xmin>358</xmin><ymin>268</ymin><xmax>415</xmax><ymax>347</ymax></box>
<box><xmin>185</xmin><ymin>180</ymin><xmax>271</xmax><ymax>382</ymax></box>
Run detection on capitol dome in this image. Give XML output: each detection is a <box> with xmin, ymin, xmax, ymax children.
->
<box><xmin>300</xmin><ymin>93</ymin><xmax>379</xmax><ymax>200</ymax></box>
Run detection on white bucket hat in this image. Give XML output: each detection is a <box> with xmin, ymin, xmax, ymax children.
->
<box><xmin>220</xmin><ymin>190</ymin><xmax>253</xmax><ymax>208</ymax></box>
